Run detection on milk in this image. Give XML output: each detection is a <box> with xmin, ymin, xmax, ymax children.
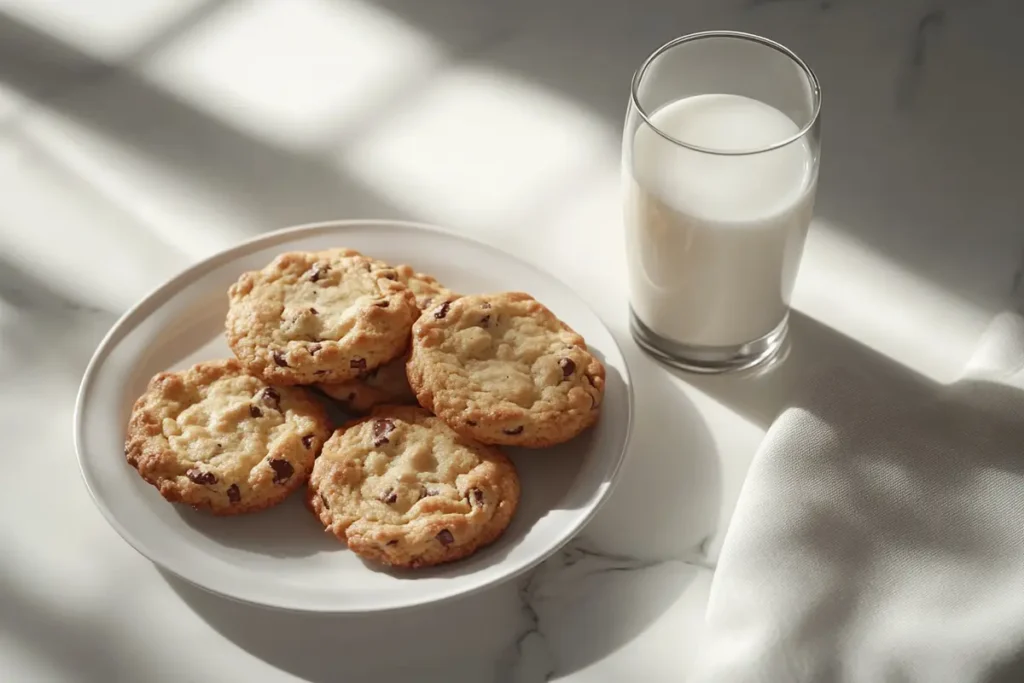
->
<box><xmin>625</xmin><ymin>93</ymin><xmax>816</xmax><ymax>347</ymax></box>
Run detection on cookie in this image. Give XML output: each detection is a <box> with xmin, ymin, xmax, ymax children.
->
<box><xmin>394</xmin><ymin>264</ymin><xmax>457</xmax><ymax>311</ymax></box>
<box><xmin>308</xmin><ymin>406</ymin><xmax>519</xmax><ymax>568</ymax></box>
<box><xmin>226</xmin><ymin>249</ymin><xmax>418</xmax><ymax>384</ymax></box>
<box><xmin>407</xmin><ymin>292</ymin><xmax>605</xmax><ymax>447</ymax></box>
<box><xmin>318</xmin><ymin>351</ymin><xmax>417</xmax><ymax>414</ymax></box>
<box><xmin>125</xmin><ymin>359</ymin><xmax>331</xmax><ymax>515</ymax></box>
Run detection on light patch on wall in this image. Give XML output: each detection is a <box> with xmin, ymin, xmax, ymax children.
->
<box><xmin>141</xmin><ymin>0</ymin><xmax>441</xmax><ymax>149</ymax></box>
<box><xmin>0</xmin><ymin>132</ymin><xmax>182</xmax><ymax>312</ymax></box>
<box><xmin>794</xmin><ymin>219</ymin><xmax>990</xmax><ymax>382</ymax></box>
<box><xmin>15</xmin><ymin>95</ymin><xmax>256</xmax><ymax>259</ymax></box>
<box><xmin>342</xmin><ymin>66</ymin><xmax>612</xmax><ymax>229</ymax></box>
<box><xmin>0</xmin><ymin>84</ymin><xmax>27</xmax><ymax>125</ymax></box>
<box><xmin>0</xmin><ymin>0</ymin><xmax>213</xmax><ymax>60</ymax></box>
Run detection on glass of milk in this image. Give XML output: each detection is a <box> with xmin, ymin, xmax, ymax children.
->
<box><xmin>623</xmin><ymin>31</ymin><xmax>821</xmax><ymax>373</ymax></box>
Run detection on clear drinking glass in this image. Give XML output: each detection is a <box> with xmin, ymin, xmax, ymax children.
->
<box><xmin>623</xmin><ymin>31</ymin><xmax>821</xmax><ymax>373</ymax></box>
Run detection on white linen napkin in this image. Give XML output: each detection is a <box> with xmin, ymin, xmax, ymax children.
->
<box><xmin>694</xmin><ymin>312</ymin><xmax>1024</xmax><ymax>683</ymax></box>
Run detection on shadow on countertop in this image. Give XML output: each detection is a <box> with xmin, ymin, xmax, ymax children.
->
<box><xmin>163</xmin><ymin>569</ymin><xmax>525</xmax><ymax>683</ymax></box>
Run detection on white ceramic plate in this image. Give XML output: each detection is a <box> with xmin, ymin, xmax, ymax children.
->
<box><xmin>75</xmin><ymin>220</ymin><xmax>633</xmax><ymax>612</ymax></box>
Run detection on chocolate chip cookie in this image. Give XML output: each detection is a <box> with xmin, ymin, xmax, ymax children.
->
<box><xmin>308</xmin><ymin>406</ymin><xmax>519</xmax><ymax>568</ymax></box>
<box><xmin>226</xmin><ymin>249</ymin><xmax>418</xmax><ymax>384</ymax></box>
<box><xmin>318</xmin><ymin>351</ymin><xmax>417</xmax><ymax>414</ymax></box>
<box><xmin>394</xmin><ymin>263</ymin><xmax>457</xmax><ymax>311</ymax></box>
<box><xmin>125</xmin><ymin>359</ymin><xmax>331</xmax><ymax>515</ymax></box>
<box><xmin>407</xmin><ymin>292</ymin><xmax>605</xmax><ymax>447</ymax></box>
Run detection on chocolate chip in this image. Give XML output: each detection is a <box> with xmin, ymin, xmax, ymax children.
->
<box><xmin>269</xmin><ymin>458</ymin><xmax>294</xmax><ymax>484</ymax></box>
<box><xmin>373</xmin><ymin>300</ymin><xmax>390</xmax><ymax>308</ymax></box>
<box><xmin>373</xmin><ymin>418</ymin><xmax>395</xmax><ymax>447</ymax></box>
<box><xmin>420</xmin><ymin>487</ymin><xmax>438</xmax><ymax>499</ymax></box>
<box><xmin>187</xmin><ymin>468</ymin><xmax>217</xmax><ymax>485</ymax></box>
<box><xmin>469</xmin><ymin>488</ymin><xmax>484</xmax><ymax>506</ymax></box>
<box><xmin>382</xmin><ymin>271</ymin><xmax>397</xmax><ymax>280</ymax></box>
<box><xmin>559</xmin><ymin>358</ymin><xmax>576</xmax><ymax>378</ymax></box>
<box><xmin>227</xmin><ymin>485</ymin><xmax>241</xmax><ymax>503</ymax></box>
<box><xmin>247</xmin><ymin>405</ymin><xmax>261</xmax><ymax>418</ymax></box>
<box><xmin>503</xmin><ymin>426</ymin><xmax>524</xmax><ymax>435</ymax></box>
<box><xmin>309</xmin><ymin>342</ymin><xmax>322</xmax><ymax>355</ymax></box>
<box><xmin>301</xmin><ymin>434</ymin><xmax>314</xmax><ymax>449</ymax></box>
<box><xmin>260</xmin><ymin>387</ymin><xmax>281</xmax><ymax>411</ymax></box>
<box><xmin>479</xmin><ymin>315</ymin><xmax>490</xmax><ymax>327</ymax></box>
<box><xmin>436</xmin><ymin>530</ymin><xmax>454</xmax><ymax>546</ymax></box>
<box><xmin>350</xmin><ymin>358</ymin><xmax>367</xmax><ymax>370</ymax></box>
<box><xmin>466</xmin><ymin>419</ymin><xmax>478</xmax><ymax>426</ymax></box>
<box><xmin>386</xmin><ymin>540</ymin><xmax>399</xmax><ymax>546</ymax></box>
<box><xmin>309</xmin><ymin>263</ymin><xmax>329</xmax><ymax>282</ymax></box>
<box><xmin>380</xmin><ymin>488</ymin><xmax>398</xmax><ymax>504</ymax></box>
<box><xmin>272</xmin><ymin>351</ymin><xmax>288</xmax><ymax>367</ymax></box>
<box><xmin>320</xmin><ymin>493</ymin><xmax>329</xmax><ymax>509</ymax></box>
<box><xmin>308</xmin><ymin>307</ymin><xmax>318</xmax><ymax>315</ymax></box>
<box><xmin>434</xmin><ymin>301</ymin><xmax>450</xmax><ymax>319</ymax></box>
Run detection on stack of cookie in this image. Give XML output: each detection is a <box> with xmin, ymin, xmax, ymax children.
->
<box><xmin>125</xmin><ymin>248</ymin><xmax>606</xmax><ymax>569</ymax></box>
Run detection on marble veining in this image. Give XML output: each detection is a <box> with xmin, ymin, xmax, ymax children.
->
<box><xmin>1013</xmin><ymin>253</ymin><xmax>1024</xmax><ymax>311</ymax></box>
<box><xmin>896</xmin><ymin>7</ymin><xmax>946</xmax><ymax>107</ymax></box>
<box><xmin>505</xmin><ymin>577</ymin><xmax>556</xmax><ymax>683</ymax></box>
<box><xmin>512</xmin><ymin>544</ymin><xmax>659</xmax><ymax>679</ymax></box>
<box><xmin>502</xmin><ymin>542</ymin><xmax>720</xmax><ymax>681</ymax></box>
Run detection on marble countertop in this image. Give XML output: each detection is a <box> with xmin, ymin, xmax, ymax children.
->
<box><xmin>2</xmin><ymin>0</ymin><xmax>1022</xmax><ymax>681</ymax></box>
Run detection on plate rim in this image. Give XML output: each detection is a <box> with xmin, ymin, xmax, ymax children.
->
<box><xmin>74</xmin><ymin>218</ymin><xmax>634</xmax><ymax>613</ymax></box>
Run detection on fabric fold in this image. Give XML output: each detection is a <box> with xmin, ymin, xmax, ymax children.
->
<box><xmin>695</xmin><ymin>312</ymin><xmax>1024</xmax><ymax>683</ymax></box>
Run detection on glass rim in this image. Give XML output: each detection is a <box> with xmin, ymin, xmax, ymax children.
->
<box><xmin>630</xmin><ymin>30</ymin><xmax>822</xmax><ymax>156</ymax></box>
